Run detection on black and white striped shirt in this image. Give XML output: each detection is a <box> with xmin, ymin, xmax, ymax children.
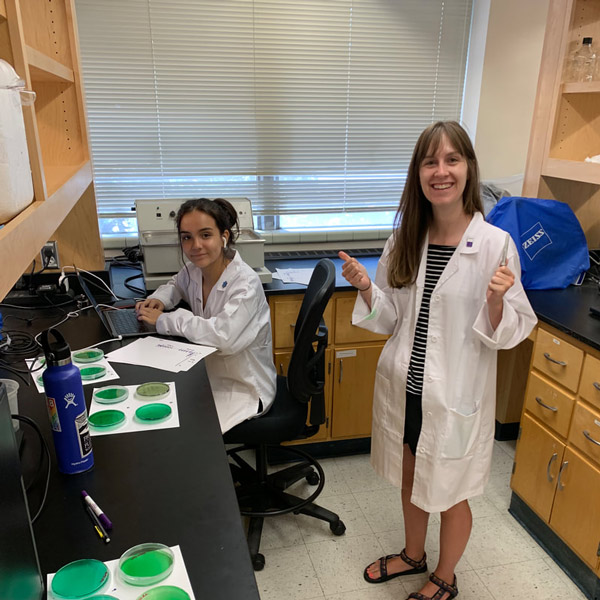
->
<box><xmin>406</xmin><ymin>244</ymin><xmax>456</xmax><ymax>395</ymax></box>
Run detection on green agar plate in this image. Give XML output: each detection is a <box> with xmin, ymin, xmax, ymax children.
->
<box><xmin>51</xmin><ymin>558</ymin><xmax>110</xmax><ymax>599</ymax></box>
<box><xmin>93</xmin><ymin>385</ymin><xmax>129</xmax><ymax>404</ymax></box>
<box><xmin>135</xmin><ymin>403</ymin><xmax>172</xmax><ymax>424</ymax></box>
<box><xmin>135</xmin><ymin>382</ymin><xmax>170</xmax><ymax>401</ymax></box>
<box><xmin>88</xmin><ymin>596</ymin><xmax>119</xmax><ymax>600</ymax></box>
<box><xmin>72</xmin><ymin>348</ymin><xmax>104</xmax><ymax>364</ymax></box>
<box><xmin>80</xmin><ymin>365</ymin><xmax>107</xmax><ymax>381</ymax></box>
<box><xmin>118</xmin><ymin>543</ymin><xmax>175</xmax><ymax>586</ymax></box>
<box><xmin>89</xmin><ymin>409</ymin><xmax>125</xmax><ymax>429</ymax></box>
<box><xmin>37</xmin><ymin>374</ymin><xmax>45</xmax><ymax>387</ymax></box>
<box><xmin>136</xmin><ymin>586</ymin><xmax>190</xmax><ymax>600</ymax></box>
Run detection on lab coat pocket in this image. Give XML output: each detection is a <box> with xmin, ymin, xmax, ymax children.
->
<box><xmin>441</xmin><ymin>406</ymin><xmax>481</xmax><ymax>459</ymax></box>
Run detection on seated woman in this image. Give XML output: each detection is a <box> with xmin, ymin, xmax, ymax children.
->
<box><xmin>136</xmin><ymin>198</ymin><xmax>277</xmax><ymax>433</ymax></box>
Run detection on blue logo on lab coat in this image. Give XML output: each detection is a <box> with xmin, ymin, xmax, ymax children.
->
<box><xmin>222</xmin><ymin>281</ymin><xmax>227</xmax><ymax>288</ymax></box>
<box><xmin>520</xmin><ymin>221</ymin><xmax>552</xmax><ymax>261</ymax></box>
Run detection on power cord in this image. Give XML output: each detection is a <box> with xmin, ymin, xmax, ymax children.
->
<box><xmin>11</xmin><ymin>414</ymin><xmax>52</xmax><ymax>525</ymax></box>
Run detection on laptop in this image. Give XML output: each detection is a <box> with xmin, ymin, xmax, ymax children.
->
<box><xmin>77</xmin><ymin>273</ymin><xmax>156</xmax><ymax>338</ymax></box>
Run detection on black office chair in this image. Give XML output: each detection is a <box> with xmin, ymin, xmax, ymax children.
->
<box><xmin>224</xmin><ymin>258</ymin><xmax>346</xmax><ymax>571</ymax></box>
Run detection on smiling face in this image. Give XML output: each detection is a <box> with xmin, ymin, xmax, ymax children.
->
<box><xmin>179</xmin><ymin>210</ymin><xmax>227</xmax><ymax>271</ymax></box>
<box><xmin>418</xmin><ymin>135</ymin><xmax>468</xmax><ymax>212</ymax></box>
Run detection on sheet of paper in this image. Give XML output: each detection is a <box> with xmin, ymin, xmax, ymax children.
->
<box><xmin>89</xmin><ymin>382</ymin><xmax>179</xmax><ymax>436</ymax></box>
<box><xmin>47</xmin><ymin>544</ymin><xmax>195</xmax><ymax>599</ymax></box>
<box><xmin>27</xmin><ymin>356</ymin><xmax>119</xmax><ymax>394</ymax></box>
<box><xmin>105</xmin><ymin>336</ymin><xmax>216</xmax><ymax>372</ymax></box>
<box><xmin>275</xmin><ymin>267</ymin><xmax>314</xmax><ymax>286</ymax></box>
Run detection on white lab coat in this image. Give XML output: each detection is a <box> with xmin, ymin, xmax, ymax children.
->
<box><xmin>148</xmin><ymin>250</ymin><xmax>277</xmax><ymax>433</ymax></box>
<box><xmin>353</xmin><ymin>213</ymin><xmax>537</xmax><ymax>512</ymax></box>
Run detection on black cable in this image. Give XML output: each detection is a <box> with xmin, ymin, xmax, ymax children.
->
<box><xmin>123</xmin><ymin>272</ymin><xmax>145</xmax><ymax>295</ymax></box>
<box><xmin>0</xmin><ymin>298</ymin><xmax>76</xmax><ymax>310</ymax></box>
<box><xmin>11</xmin><ymin>414</ymin><xmax>52</xmax><ymax>525</ymax></box>
<box><xmin>0</xmin><ymin>364</ymin><xmax>30</xmax><ymax>386</ymax></box>
<box><xmin>0</xmin><ymin>330</ymin><xmax>38</xmax><ymax>356</ymax></box>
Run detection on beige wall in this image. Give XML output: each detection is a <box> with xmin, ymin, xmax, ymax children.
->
<box><xmin>474</xmin><ymin>0</ymin><xmax>550</xmax><ymax>195</ymax></box>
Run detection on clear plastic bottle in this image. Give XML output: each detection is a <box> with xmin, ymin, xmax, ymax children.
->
<box><xmin>572</xmin><ymin>37</ymin><xmax>596</xmax><ymax>82</ymax></box>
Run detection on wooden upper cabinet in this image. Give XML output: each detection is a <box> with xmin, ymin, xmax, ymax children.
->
<box><xmin>523</xmin><ymin>0</ymin><xmax>600</xmax><ymax>248</ymax></box>
<box><xmin>0</xmin><ymin>0</ymin><xmax>104</xmax><ymax>300</ymax></box>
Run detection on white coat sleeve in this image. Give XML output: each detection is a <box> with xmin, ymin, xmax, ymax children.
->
<box><xmin>472</xmin><ymin>241</ymin><xmax>537</xmax><ymax>349</ymax></box>
<box><xmin>147</xmin><ymin>270</ymin><xmax>188</xmax><ymax>310</ymax></box>
<box><xmin>351</xmin><ymin>237</ymin><xmax>400</xmax><ymax>335</ymax></box>
<box><xmin>155</xmin><ymin>279</ymin><xmax>267</xmax><ymax>355</ymax></box>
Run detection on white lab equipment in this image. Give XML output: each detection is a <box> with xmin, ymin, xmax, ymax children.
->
<box><xmin>136</xmin><ymin>197</ymin><xmax>272</xmax><ymax>290</ymax></box>
<box><xmin>0</xmin><ymin>59</ymin><xmax>35</xmax><ymax>225</ymax></box>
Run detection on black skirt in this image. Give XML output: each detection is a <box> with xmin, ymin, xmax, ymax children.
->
<box><xmin>403</xmin><ymin>390</ymin><xmax>422</xmax><ymax>456</ymax></box>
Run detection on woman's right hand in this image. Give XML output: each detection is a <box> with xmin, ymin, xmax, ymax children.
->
<box><xmin>135</xmin><ymin>298</ymin><xmax>165</xmax><ymax>313</ymax></box>
<box><xmin>338</xmin><ymin>251</ymin><xmax>371</xmax><ymax>291</ymax></box>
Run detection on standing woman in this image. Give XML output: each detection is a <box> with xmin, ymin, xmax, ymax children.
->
<box><xmin>339</xmin><ymin>121</ymin><xmax>536</xmax><ymax>600</ymax></box>
<box><xmin>136</xmin><ymin>198</ymin><xmax>277</xmax><ymax>433</ymax></box>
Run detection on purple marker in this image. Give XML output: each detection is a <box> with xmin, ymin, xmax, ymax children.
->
<box><xmin>81</xmin><ymin>490</ymin><xmax>113</xmax><ymax>531</ymax></box>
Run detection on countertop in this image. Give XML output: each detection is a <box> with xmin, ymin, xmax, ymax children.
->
<box><xmin>265</xmin><ymin>257</ymin><xmax>600</xmax><ymax>351</ymax></box>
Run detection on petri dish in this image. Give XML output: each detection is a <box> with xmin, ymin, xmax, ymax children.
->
<box><xmin>73</xmin><ymin>348</ymin><xmax>104</xmax><ymax>364</ymax></box>
<box><xmin>135</xmin><ymin>403</ymin><xmax>172</xmax><ymax>424</ymax></box>
<box><xmin>118</xmin><ymin>543</ymin><xmax>175</xmax><ymax>586</ymax></box>
<box><xmin>89</xmin><ymin>409</ymin><xmax>125</xmax><ymax>429</ymax></box>
<box><xmin>135</xmin><ymin>587</ymin><xmax>190</xmax><ymax>600</ymax></box>
<box><xmin>51</xmin><ymin>558</ymin><xmax>110</xmax><ymax>599</ymax></box>
<box><xmin>88</xmin><ymin>597</ymin><xmax>119</xmax><ymax>600</ymax></box>
<box><xmin>135</xmin><ymin>382</ymin><xmax>170</xmax><ymax>401</ymax></box>
<box><xmin>37</xmin><ymin>374</ymin><xmax>45</xmax><ymax>387</ymax></box>
<box><xmin>93</xmin><ymin>385</ymin><xmax>129</xmax><ymax>405</ymax></box>
<box><xmin>80</xmin><ymin>365</ymin><xmax>107</xmax><ymax>381</ymax></box>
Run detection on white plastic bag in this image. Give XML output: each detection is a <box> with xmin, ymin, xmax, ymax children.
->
<box><xmin>0</xmin><ymin>59</ymin><xmax>35</xmax><ymax>225</ymax></box>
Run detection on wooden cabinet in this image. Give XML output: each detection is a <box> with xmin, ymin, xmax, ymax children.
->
<box><xmin>512</xmin><ymin>322</ymin><xmax>600</xmax><ymax>571</ymax></box>
<box><xmin>270</xmin><ymin>290</ymin><xmax>387</xmax><ymax>443</ymax></box>
<box><xmin>511</xmin><ymin>412</ymin><xmax>565</xmax><ymax>522</ymax></box>
<box><xmin>522</xmin><ymin>0</ymin><xmax>600</xmax><ymax>248</ymax></box>
<box><xmin>0</xmin><ymin>0</ymin><xmax>103</xmax><ymax>300</ymax></box>
<box><xmin>549</xmin><ymin>447</ymin><xmax>600</xmax><ymax>570</ymax></box>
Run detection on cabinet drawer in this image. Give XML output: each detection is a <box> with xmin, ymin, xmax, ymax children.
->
<box><xmin>532</xmin><ymin>328</ymin><xmax>584</xmax><ymax>393</ymax></box>
<box><xmin>524</xmin><ymin>372</ymin><xmax>574</xmax><ymax>438</ymax></box>
<box><xmin>334</xmin><ymin>297</ymin><xmax>388</xmax><ymax>344</ymax></box>
<box><xmin>580</xmin><ymin>354</ymin><xmax>600</xmax><ymax>412</ymax></box>
<box><xmin>272</xmin><ymin>297</ymin><xmax>333</xmax><ymax>349</ymax></box>
<box><xmin>568</xmin><ymin>401</ymin><xmax>600</xmax><ymax>466</ymax></box>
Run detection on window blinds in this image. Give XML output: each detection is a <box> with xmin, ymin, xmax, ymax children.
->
<box><xmin>76</xmin><ymin>0</ymin><xmax>472</xmax><ymax>217</ymax></box>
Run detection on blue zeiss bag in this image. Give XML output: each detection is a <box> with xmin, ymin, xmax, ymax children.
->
<box><xmin>486</xmin><ymin>196</ymin><xmax>589</xmax><ymax>290</ymax></box>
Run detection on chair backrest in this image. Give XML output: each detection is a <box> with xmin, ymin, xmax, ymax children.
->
<box><xmin>286</xmin><ymin>259</ymin><xmax>336</xmax><ymax>429</ymax></box>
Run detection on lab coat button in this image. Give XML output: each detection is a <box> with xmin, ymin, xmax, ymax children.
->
<box><xmin>431</xmin><ymin>335</ymin><xmax>437</xmax><ymax>343</ymax></box>
<box><xmin>434</xmin><ymin>294</ymin><xmax>441</xmax><ymax>302</ymax></box>
<box><xmin>426</xmin><ymin>411</ymin><xmax>432</xmax><ymax>417</ymax></box>
<box><xmin>427</xmin><ymin>376</ymin><xmax>433</xmax><ymax>383</ymax></box>
<box><xmin>419</xmin><ymin>447</ymin><xmax>425</xmax><ymax>454</ymax></box>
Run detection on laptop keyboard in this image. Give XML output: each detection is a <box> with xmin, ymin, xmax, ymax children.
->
<box><xmin>105</xmin><ymin>308</ymin><xmax>150</xmax><ymax>335</ymax></box>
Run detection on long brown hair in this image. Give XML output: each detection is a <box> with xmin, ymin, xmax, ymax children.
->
<box><xmin>387</xmin><ymin>121</ymin><xmax>483</xmax><ymax>288</ymax></box>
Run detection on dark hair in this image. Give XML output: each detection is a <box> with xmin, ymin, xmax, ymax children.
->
<box><xmin>176</xmin><ymin>198</ymin><xmax>240</xmax><ymax>260</ymax></box>
<box><xmin>387</xmin><ymin>121</ymin><xmax>483</xmax><ymax>288</ymax></box>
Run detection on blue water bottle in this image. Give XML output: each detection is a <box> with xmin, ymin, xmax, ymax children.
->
<box><xmin>41</xmin><ymin>328</ymin><xmax>94</xmax><ymax>474</ymax></box>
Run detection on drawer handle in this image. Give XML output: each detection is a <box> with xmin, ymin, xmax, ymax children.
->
<box><xmin>557</xmin><ymin>460</ymin><xmax>569</xmax><ymax>491</ymax></box>
<box><xmin>593</xmin><ymin>382</ymin><xmax>600</xmax><ymax>392</ymax></box>
<box><xmin>289</xmin><ymin>322</ymin><xmax>296</xmax><ymax>328</ymax></box>
<box><xmin>279</xmin><ymin>363</ymin><xmax>284</xmax><ymax>375</ymax></box>
<box><xmin>583</xmin><ymin>430</ymin><xmax>600</xmax><ymax>447</ymax></box>
<box><xmin>546</xmin><ymin>452</ymin><xmax>558</xmax><ymax>482</ymax></box>
<box><xmin>339</xmin><ymin>359</ymin><xmax>343</xmax><ymax>384</ymax></box>
<box><xmin>535</xmin><ymin>396</ymin><xmax>558</xmax><ymax>412</ymax></box>
<box><xmin>543</xmin><ymin>352</ymin><xmax>566</xmax><ymax>367</ymax></box>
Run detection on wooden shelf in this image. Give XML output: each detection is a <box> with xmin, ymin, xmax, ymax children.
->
<box><xmin>27</xmin><ymin>45</ymin><xmax>74</xmax><ymax>83</ymax></box>
<box><xmin>46</xmin><ymin>161</ymin><xmax>92</xmax><ymax>198</ymax></box>
<box><xmin>0</xmin><ymin>161</ymin><xmax>93</xmax><ymax>300</ymax></box>
<box><xmin>562</xmin><ymin>81</ymin><xmax>600</xmax><ymax>94</ymax></box>
<box><xmin>542</xmin><ymin>158</ymin><xmax>600</xmax><ymax>185</ymax></box>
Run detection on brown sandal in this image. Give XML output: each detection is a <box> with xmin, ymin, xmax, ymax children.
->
<box><xmin>363</xmin><ymin>548</ymin><xmax>427</xmax><ymax>584</ymax></box>
<box><xmin>407</xmin><ymin>572</ymin><xmax>458</xmax><ymax>599</ymax></box>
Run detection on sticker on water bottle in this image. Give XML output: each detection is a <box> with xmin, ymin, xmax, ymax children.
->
<box><xmin>46</xmin><ymin>397</ymin><xmax>62</xmax><ymax>433</ymax></box>
<box><xmin>75</xmin><ymin>411</ymin><xmax>93</xmax><ymax>458</ymax></box>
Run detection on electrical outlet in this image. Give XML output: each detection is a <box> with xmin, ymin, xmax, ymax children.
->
<box><xmin>41</xmin><ymin>241</ymin><xmax>60</xmax><ymax>269</ymax></box>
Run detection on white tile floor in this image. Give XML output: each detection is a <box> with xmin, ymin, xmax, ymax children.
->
<box><xmin>252</xmin><ymin>440</ymin><xmax>588</xmax><ymax>600</ymax></box>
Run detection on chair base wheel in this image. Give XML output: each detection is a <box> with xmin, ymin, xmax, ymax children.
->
<box><xmin>306</xmin><ymin>471</ymin><xmax>319</xmax><ymax>485</ymax></box>
<box><xmin>252</xmin><ymin>553</ymin><xmax>266</xmax><ymax>571</ymax></box>
<box><xmin>330</xmin><ymin>519</ymin><xmax>346</xmax><ymax>536</ymax></box>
